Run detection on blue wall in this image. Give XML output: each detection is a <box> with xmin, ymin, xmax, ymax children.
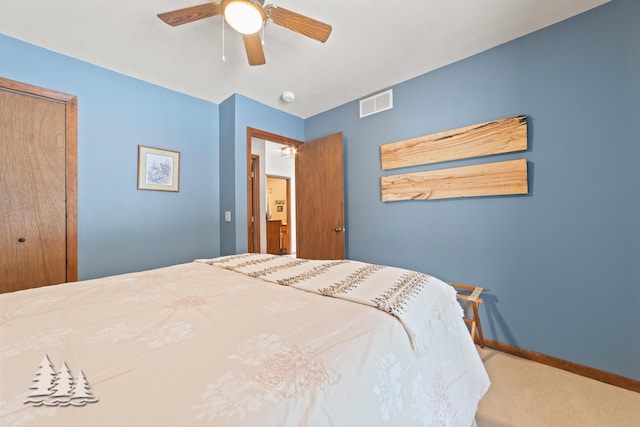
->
<box><xmin>1</xmin><ymin>35</ymin><xmax>220</xmax><ymax>280</ymax></box>
<box><xmin>306</xmin><ymin>0</ymin><xmax>639</xmax><ymax>380</ymax></box>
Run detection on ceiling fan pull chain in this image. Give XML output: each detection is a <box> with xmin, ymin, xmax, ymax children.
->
<box><xmin>261</xmin><ymin>25</ymin><xmax>265</xmax><ymax>46</ymax></box>
<box><xmin>221</xmin><ymin>15</ymin><xmax>226</xmax><ymax>62</ymax></box>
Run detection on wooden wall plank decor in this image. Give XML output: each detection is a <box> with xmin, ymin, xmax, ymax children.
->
<box><xmin>380</xmin><ymin>115</ymin><xmax>527</xmax><ymax>170</ymax></box>
<box><xmin>381</xmin><ymin>159</ymin><xmax>528</xmax><ymax>201</ymax></box>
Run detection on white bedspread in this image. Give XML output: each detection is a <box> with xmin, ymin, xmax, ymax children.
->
<box><xmin>0</xmin><ymin>257</ymin><xmax>489</xmax><ymax>426</ymax></box>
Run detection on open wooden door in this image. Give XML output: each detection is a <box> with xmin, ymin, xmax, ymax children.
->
<box><xmin>295</xmin><ymin>132</ymin><xmax>345</xmax><ymax>259</ymax></box>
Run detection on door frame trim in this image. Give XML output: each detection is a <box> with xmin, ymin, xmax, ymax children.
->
<box><xmin>1</xmin><ymin>77</ymin><xmax>78</xmax><ymax>281</ymax></box>
<box><xmin>246</xmin><ymin>127</ymin><xmax>302</xmax><ymax>253</ymax></box>
<box><xmin>249</xmin><ymin>154</ymin><xmax>261</xmax><ymax>253</ymax></box>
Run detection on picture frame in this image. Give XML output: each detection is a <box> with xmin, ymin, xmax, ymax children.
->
<box><xmin>137</xmin><ymin>145</ymin><xmax>180</xmax><ymax>192</ymax></box>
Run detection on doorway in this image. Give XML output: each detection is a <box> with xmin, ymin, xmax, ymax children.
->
<box><xmin>248</xmin><ymin>131</ymin><xmax>299</xmax><ymax>255</ymax></box>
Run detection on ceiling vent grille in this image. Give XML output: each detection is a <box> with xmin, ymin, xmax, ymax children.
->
<box><xmin>360</xmin><ymin>89</ymin><xmax>393</xmax><ymax>118</ymax></box>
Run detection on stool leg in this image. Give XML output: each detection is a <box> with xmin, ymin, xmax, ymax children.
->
<box><xmin>472</xmin><ymin>302</ymin><xmax>485</xmax><ymax>348</ymax></box>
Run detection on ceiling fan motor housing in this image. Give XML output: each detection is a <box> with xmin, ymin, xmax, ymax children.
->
<box><xmin>221</xmin><ymin>0</ymin><xmax>266</xmax><ymax>35</ymax></box>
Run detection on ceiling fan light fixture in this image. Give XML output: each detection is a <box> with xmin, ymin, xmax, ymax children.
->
<box><xmin>222</xmin><ymin>0</ymin><xmax>265</xmax><ymax>35</ymax></box>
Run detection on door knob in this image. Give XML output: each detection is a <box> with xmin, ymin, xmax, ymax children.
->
<box><xmin>18</xmin><ymin>237</ymin><xmax>26</xmax><ymax>243</ymax></box>
<box><xmin>334</xmin><ymin>227</ymin><xmax>344</xmax><ymax>232</ymax></box>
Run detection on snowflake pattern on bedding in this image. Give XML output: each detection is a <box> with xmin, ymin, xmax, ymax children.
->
<box><xmin>411</xmin><ymin>371</ymin><xmax>432</xmax><ymax>424</ymax></box>
<box><xmin>254</xmin><ymin>346</ymin><xmax>341</xmax><ymax>398</ymax></box>
<box><xmin>192</xmin><ymin>372</ymin><xmax>279</xmax><ymax>421</ymax></box>
<box><xmin>195</xmin><ymin>333</ymin><xmax>341</xmax><ymax>421</ymax></box>
<box><xmin>138</xmin><ymin>322</ymin><xmax>194</xmax><ymax>349</ymax></box>
<box><xmin>228</xmin><ymin>334</ymin><xmax>283</xmax><ymax>366</ymax></box>
<box><xmin>86</xmin><ymin>321</ymin><xmax>194</xmax><ymax>349</ymax></box>
<box><xmin>0</xmin><ymin>329</ymin><xmax>71</xmax><ymax>358</ymax></box>
<box><xmin>373</xmin><ymin>353</ymin><xmax>404</xmax><ymax>422</ymax></box>
<box><xmin>373</xmin><ymin>354</ymin><xmax>458</xmax><ymax>425</ymax></box>
<box><xmin>426</xmin><ymin>368</ymin><xmax>456</xmax><ymax>425</ymax></box>
<box><xmin>86</xmin><ymin>323</ymin><xmax>148</xmax><ymax>344</ymax></box>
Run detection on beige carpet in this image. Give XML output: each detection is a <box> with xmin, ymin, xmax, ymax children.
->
<box><xmin>475</xmin><ymin>347</ymin><xmax>640</xmax><ymax>427</ymax></box>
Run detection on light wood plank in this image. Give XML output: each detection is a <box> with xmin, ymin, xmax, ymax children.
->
<box><xmin>381</xmin><ymin>159</ymin><xmax>528</xmax><ymax>202</ymax></box>
<box><xmin>380</xmin><ymin>115</ymin><xmax>527</xmax><ymax>170</ymax></box>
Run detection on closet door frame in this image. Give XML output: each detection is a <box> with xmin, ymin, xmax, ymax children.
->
<box><xmin>0</xmin><ymin>77</ymin><xmax>78</xmax><ymax>282</ymax></box>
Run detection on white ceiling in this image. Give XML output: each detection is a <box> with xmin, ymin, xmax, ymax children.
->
<box><xmin>0</xmin><ymin>0</ymin><xmax>608</xmax><ymax>118</ymax></box>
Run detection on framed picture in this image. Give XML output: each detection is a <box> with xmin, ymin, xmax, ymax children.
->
<box><xmin>137</xmin><ymin>145</ymin><xmax>180</xmax><ymax>192</ymax></box>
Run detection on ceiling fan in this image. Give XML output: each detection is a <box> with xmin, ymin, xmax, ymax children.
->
<box><xmin>157</xmin><ymin>0</ymin><xmax>332</xmax><ymax>66</ymax></box>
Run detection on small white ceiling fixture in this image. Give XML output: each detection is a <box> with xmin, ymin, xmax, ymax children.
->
<box><xmin>281</xmin><ymin>91</ymin><xmax>295</xmax><ymax>103</ymax></box>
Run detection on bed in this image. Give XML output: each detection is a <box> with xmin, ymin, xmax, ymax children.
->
<box><xmin>0</xmin><ymin>253</ymin><xmax>490</xmax><ymax>426</ymax></box>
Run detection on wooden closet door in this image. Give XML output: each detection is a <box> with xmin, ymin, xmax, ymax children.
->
<box><xmin>0</xmin><ymin>88</ymin><xmax>67</xmax><ymax>292</ymax></box>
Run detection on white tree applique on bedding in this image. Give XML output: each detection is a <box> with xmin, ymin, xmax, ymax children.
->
<box><xmin>24</xmin><ymin>354</ymin><xmax>99</xmax><ymax>407</ymax></box>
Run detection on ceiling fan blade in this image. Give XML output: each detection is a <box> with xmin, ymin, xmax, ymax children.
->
<box><xmin>265</xmin><ymin>5</ymin><xmax>332</xmax><ymax>43</ymax></box>
<box><xmin>158</xmin><ymin>2</ymin><xmax>221</xmax><ymax>27</ymax></box>
<box><xmin>243</xmin><ymin>33</ymin><xmax>266</xmax><ymax>66</ymax></box>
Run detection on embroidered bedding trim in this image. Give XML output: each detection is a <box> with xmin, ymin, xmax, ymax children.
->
<box><xmin>197</xmin><ymin>254</ymin><xmax>463</xmax><ymax>354</ymax></box>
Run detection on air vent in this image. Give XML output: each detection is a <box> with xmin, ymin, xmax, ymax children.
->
<box><xmin>359</xmin><ymin>89</ymin><xmax>393</xmax><ymax>118</ymax></box>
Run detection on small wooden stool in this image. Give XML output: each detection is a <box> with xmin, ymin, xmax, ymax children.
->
<box><xmin>450</xmin><ymin>283</ymin><xmax>488</xmax><ymax>348</ymax></box>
